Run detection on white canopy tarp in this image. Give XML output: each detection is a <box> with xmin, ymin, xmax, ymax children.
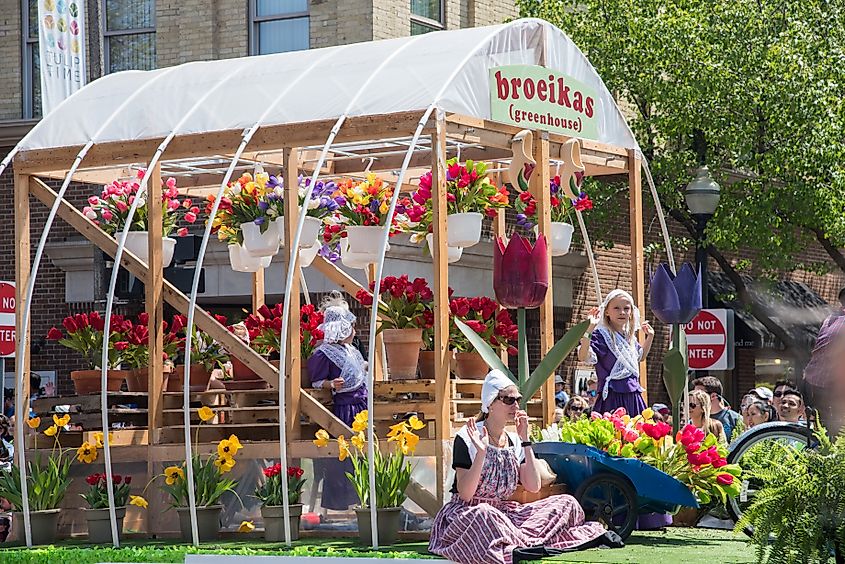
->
<box><xmin>20</xmin><ymin>18</ymin><xmax>639</xmax><ymax>153</ymax></box>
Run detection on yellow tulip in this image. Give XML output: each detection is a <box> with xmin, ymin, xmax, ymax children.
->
<box><xmin>164</xmin><ymin>465</ymin><xmax>185</xmax><ymax>485</ymax></box>
<box><xmin>53</xmin><ymin>414</ymin><xmax>70</xmax><ymax>427</ymax></box>
<box><xmin>217</xmin><ymin>436</ymin><xmax>241</xmax><ymax>459</ymax></box>
<box><xmin>76</xmin><ymin>442</ymin><xmax>98</xmax><ymax>463</ymax></box>
<box><xmin>238</xmin><ymin>521</ymin><xmax>256</xmax><ymax>533</ymax></box>
<box><xmin>641</xmin><ymin>408</ymin><xmax>654</xmax><ymax>421</ymax></box>
<box><xmin>44</xmin><ymin>425</ymin><xmax>58</xmax><ymax>437</ymax></box>
<box><xmin>352</xmin><ymin>411</ymin><xmax>368</xmax><ymax>432</ymax></box>
<box><xmin>214</xmin><ymin>455</ymin><xmax>236</xmax><ymax>473</ymax></box>
<box><xmin>313</xmin><ymin>429</ymin><xmax>330</xmax><ymax>448</ymax></box>
<box><xmin>92</xmin><ymin>431</ymin><xmax>115</xmax><ymax>448</ymax></box>
<box><xmin>403</xmin><ymin>431</ymin><xmax>420</xmax><ymax>454</ymax></box>
<box><xmin>197</xmin><ymin>406</ymin><xmax>215</xmax><ymax>422</ymax></box>
<box><xmin>351</xmin><ymin>432</ymin><xmax>366</xmax><ymax>451</ymax></box>
<box><xmin>26</xmin><ymin>417</ymin><xmax>40</xmax><ymax>429</ymax></box>
<box><xmin>387</xmin><ymin>421</ymin><xmax>406</xmax><ymax>438</ymax></box>
<box><xmin>227</xmin><ymin>434</ymin><xmax>243</xmax><ymax>453</ymax></box>
<box><xmin>337</xmin><ymin>435</ymin><xmax>350</xmax><ymax>462</ymax></box>
<box><xmin>379</xmin><ymin>201</ymin><xmax>389</xmax><ymax>215</ymax></box>
<box><xmin>408</xmin><ymin>415</ymin><xmax>426</xmax><ymax>431</ymax></box>
<box><xmin>129</xmin><ymin>495</ymin><xmax>148</xmax><ymax>509</ymax></box>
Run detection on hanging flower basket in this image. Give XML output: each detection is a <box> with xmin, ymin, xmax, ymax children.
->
<box><xmin>534</xmin><ymin>222</ymin><xmax>575</xmax><ymax>257</ymax></box>
<box><xmin>447</xmin><ymin>212</ymin><xmax>483</xmax><ymax>248</ymax></box>
<box><xmin>426</xmin><ymin>234</ymin><xmax>462</xmax><ymax>263</ymax></box>
<box><xmin>228</xmin><ymin>244</ymin><xmax>272</xmax><ymax>272</ymax></box>
<box><xmin>346</xmin><ymin>225</ymin><xmax>389</xmax><ymax>256</ymax></box>
<box><xmin>299</xmin><ymin>242</ymin><xmax>320</xmax><ymax>268</ymax></box>
<box><xmin>281</xmin><ymin>216</ymin><xmax>324</xmax><ymax>249</ymax></box>
<box><xmin>124</xmin><ymin>231</ymin><xmax>177</xmax><ymax>268</ymax></box>
<box><xmin>240</xmin><ymin>220</ymin><xmax>280</xmax><ymax>257</ymax></box>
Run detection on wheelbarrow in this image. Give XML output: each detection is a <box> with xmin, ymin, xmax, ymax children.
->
<box><xmin>533</xmin><ymin>442</ymin><xmax>698</xmax><ymax>540</ymax></box>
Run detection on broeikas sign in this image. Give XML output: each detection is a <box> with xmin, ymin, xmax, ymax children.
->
<box><xmin>489</xmin><ymin>66</ymin><xmax>598</xmax><ymax>140</ymax></box>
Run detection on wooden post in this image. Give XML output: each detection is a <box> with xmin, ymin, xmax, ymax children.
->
<box><xmin>493</xmin><ymin>173</ymin><xmax>508</xmax><ymax>365</ymax></box>
<box><xmin>14</xmin><ymin>172</ymin><xmax>31</xmax><ymax>421</ymax></box>
<box><xmin>431</xmin><ymin>111</ymin><xmax>450</xmax><ymax>506</ymax></box>
<box><xmin>628</xmin><ymin>150</ymin><xmax>648</xmax><ymax>404</ymax></box>
<box><xmin>146</xmin><ymin>165</ymin><xmax>164</xmax><ymax>443</ymax></box>
<box><xmin>252</xmin><ymin>269</ymin><xmax>265</xmax><ymax>313</ymax></box>
<box><xmin>366</xmin><ymin>264</ymin><xmax>386</xmax><ymax>382</ymax></box>
<box><xmin>529</xmin><ymin>132</ymin><xmax>555</xmax><ymax>425</ymax></box>
<box><xmin>283</xmin><ymin>148</ymin><xmax>302</xmax><ymax>439</ymax></box>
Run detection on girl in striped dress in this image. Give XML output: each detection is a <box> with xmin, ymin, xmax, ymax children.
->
<box><xmin>428</xmin><ymin>370</ymin><xmax>611</xmax><ymax>563</ymax></box>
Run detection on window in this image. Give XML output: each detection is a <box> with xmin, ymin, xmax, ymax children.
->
<box><xmin>250</xmin><ymin>0</ymin><xmax>309</xmax><ymax>55</ymax></box>
<box><xmin>411</xmin><ymin>0</ymin><xmax>444</xmax><ymax>35</ymax></box>
<box><xmin>103</xmin><ymin>0</ymin><xmax>156</xmax><ymax>74</ymax></box>
<box><xmin>22</xmin><ymin>0</ymin><xmax>41</xmax><ymax>118</ymax></box>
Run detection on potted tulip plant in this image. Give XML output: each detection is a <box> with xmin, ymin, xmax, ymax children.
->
<box><xmin>46</xmin><ymin>312</ymin><xmax>131</xmax><ymax>394</ymax></box>
<box><xmin>80</xmin><ymin>472</ymin><xmax>147</xmax><ymax>543</ymax></box>
<box><xmin>408</xmin><ymin>158</ymin><xmax>509</xmax><ymax>249</ymax></box>
<box><xmin>514</xmin><ymin>174</ymin><xmax>592</xmax><ymax>257</ymax></box>
<box><xmin>167</xmin><ymin>315</ymin><xmax>229</xmax><ymax>392</ymax></box>
<box><xmin>448</xmin><ymin>296</ymin><xmax>517</xmax><ymax>379</ymax></box>
<box><xmin>355</xmin><ymin>275</ymin><xmax>434</xmax><ymax>380</ymax></box>
<box><xmin>83</xmin><ymin>170</ymin><xmax>198</xmax><ymax>268</ymax></box>
<box><xmin>122</xmin><ymin>313</ymin><xmax>182</xmax><ymax>392</ymax></box>
<box><xmin>313</xmin><ymin>411</ymin><xmax>425</xmax><ymax>545</ymax></box>
<box><xmin>255</xmin><ymin>463</ymin><xmax>307</xmax><ymax>541</ymax></box>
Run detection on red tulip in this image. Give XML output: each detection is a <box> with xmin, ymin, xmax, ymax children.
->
<box><xmin>62</xmin><ymin>316</ymin><xmax>78</xmax><ymax>333</ymax></box>
<box><xmin>47</xmin><ymin>327</ymin><xmax>64</xmax><ymax>340</ymax></box>
<box><xmin>716</xmin><ymin>473</ymin><xmax>734</xmax><ymax>486</ymax></box>
<box><xmin>493</xmin><ymin>233</ymin><xmax>549</xmax><ymax>309</ymax></box>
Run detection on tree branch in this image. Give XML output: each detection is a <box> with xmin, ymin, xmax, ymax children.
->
<box><xmin>807</xmin><ymin>225</ymin><xmax>845</xmax><ymax>274</ymax></box>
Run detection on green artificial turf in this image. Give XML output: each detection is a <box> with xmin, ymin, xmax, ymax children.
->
<box><xmin>0</xmin><ymin>529</ymin><xmax>755</xmax><ymax>564</ymax></box>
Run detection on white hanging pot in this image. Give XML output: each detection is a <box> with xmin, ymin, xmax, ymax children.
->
<box><xmin>300</xmin><ymin>216</ymin><xmax>323</xmax><ymax>249</ymax></box>
<box><xmin>340</xmin><ymin>238</ymin><xmax>374</xmax><ymax>270</ymax></box>
<box><xmin>426</xmin><ymin>233</ymin><xmax>462</xmax><ymax>264</ymax></box>
<box><xmin>447</xmin><ymin>212</ymin><xmax>483</xmax><ymax>248</ymax></box>
<box><xmin>124</xmin><ymin>231</ymin><xmax>176</xmax><ymax>268</ymax></box>
<box><xmin>345</xmin><ymin>225</ymin><xmax>390</xmax><ymax>258</ymax></box>
<box><xmin>240</xmin><ymin>220</ymin><xmax>280</xmax><ymax>257</ymax></box>
<box><xmin>299</xmin><ymin>241</ymin><xmax>320</xmax><ymax>268</ymax></box>
<box><xmin>535</xmin><ymin>222</ymin><xmax>575</xmax><ymax>257</ymax></box>
<box><xmin>275</xmin><ymin>217</ymin><xmax>285</xmax><ymax>248</ymax></box>
<box><xmin>228</xmin><ymin>244</ymin><xmax>272</xmax><ymax>273</ymax></box>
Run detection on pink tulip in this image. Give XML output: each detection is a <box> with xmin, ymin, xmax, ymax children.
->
<box><xmin>165</xmin><ymin>177</ymin><xmax>176</xmax><ymax>189</ymax></box>
<box><xmin>177</xmin><ymin>227</ymin><xmax>189</xmax><ymax>237</ymax></box>
<box><xmin>101</xmin><ymin>210</ymin><xmax>113</xmax><ymax>221</ymax></box>
<box><xmin>184</xmin><ymin>212</ymin><xmax>197</xmax><ymax>223</ymax></box>
<box><xmin>115</xmin><ymin>200</ymin><xmax>128</xmax><ymax>212</ymax></box>
<box><xmin>88</xmin><ymin>196</ymin><xmax>100</xmax><ymax>205</ymax></box>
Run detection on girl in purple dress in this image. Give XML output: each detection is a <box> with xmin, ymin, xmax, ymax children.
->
<box><xmin>577</xmin><ymin>289</ymin><xmax>654</xmax><ymax>417</ymax></box>
<box><xmin>306</xmin><ymin>293</ymin><xmax>368</xmax><ymax>511</ymax></box>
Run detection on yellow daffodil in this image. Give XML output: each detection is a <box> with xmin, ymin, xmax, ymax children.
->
<box><xmin>217</xmin><ymin>436</ymin><xmax>242</xmax><ymax>459</ymax></box>
<box><xmin>164</xmin><ymin>465</ymin><xmax>185</xmax><ymax>485</ymax></box>
<box><xmin>408</xmin><ymin>415</ymin><xmax>426</xmax><ymax>431</ymax></box>
<box><xmin>352</xmin><ymin>410</ymin><xmax>368</xmax><ymax>432</ymax></box>
<box><xmin>76</xmin><ymin>442</ymin><xmax>98</xmax><ymax>463</ymax></box>
<box><xmin>351</xmin><ymin>432</ymin><xmax>366</xmax><ymax>451</ymax></box>
<box><xmin>197</xmin><ymin>406</ymin><xmax>215</xmax><ymax>422</ymax></box>
<box><xmin>92</xmin><ymin>431</ymin><xmax>114</xmax><ymax>448</ymax></box>
<box><xmin>337</xmin><ymin>435</ymin><xmax>350</xmax><ymax>462</ymax></box>
<box><xmin>129</xmin><ymin>495</ymin><xmax>148</xmax><ymax>509</ymax></box>
<box><xmin>214</xmin><ymin>455</ymin><xmax>236</xmax><ymax>473</ymax></box>
<box><xmin>53</xmin><ymin>414</ymin><xmax>70</xmax><ymax>427</ymax></box>
<box><xmin>44</xmin><ymin>424</ymin><xmax>58</xmax><ymax>437</ymax></box>
<box><xmin>313</xmin><ymin>429</ymin><xmax>330</xmax><ymax>448</ymax></box>
<box><xmin>238</xmin><ymin>521</ymin><xmax>255</xmax><ymax>533</ymax></box>
<box><xmin>26</xmin><ymin>417</ymin><xmax>40</xmax><ymax>429</ymax></box>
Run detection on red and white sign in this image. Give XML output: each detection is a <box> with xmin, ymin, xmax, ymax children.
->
<box><xmin>684</xmin><ymin>309</ymin><xmax>732</xmax><ymax>370</ymax></box>
<box><xmin>0</xmin><ymin>282</ymin><xmax>15</xmax><ymax>358</ymax></box>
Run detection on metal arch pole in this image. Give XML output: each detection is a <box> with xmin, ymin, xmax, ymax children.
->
<box><xmin>641</xmin><ymin>158</ymin><xmax>676</xmax><ymax>274</ymax></box>
<box><xmin>12</xmin><ymin>65</ymin><xmax>183</xmax><ymax>548</ymax></box>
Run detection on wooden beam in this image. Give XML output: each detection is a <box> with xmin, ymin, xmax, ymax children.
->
<box><xmin>251</xmin><ymin>269</ymin><xmax>265</xmax><ymax>313</ymax></box>
<box><xmin>529</xmin><ymin>132</ymin><xmax>556</xmax><ymax>425</ymax></box>
<box><xmin>628</xmin><ymin>150</ymin><xmax>648</xmax><ymax>404</ymax></box>
<box><xmin>27</xmin><ymin>176</ymin><xmax>352</xmax><ymax>439</ymax></box>
<box><xmin>366</xmin><ymin>265</ymin><xmax>386</xmax><ymax>382</ymax></box>
<box><xmin>146</xmin><ymin>165</ymin><xmax>165</xmax><ymax>442</ymax></box>
<box><xmin>14</xmin><ymin>172</ymin><xmax>31</xmax><ymax>425</ymax></box>
<box><xmin>283</xmin><ymin>147</ymin><xmax>302</xmax><ymax>439</ymax></box>
<box><xmin>310</xmin><ymin>256</ymin><xmax>390</xmax><ymax>315</ymax></box>
<box><xmin>15</xmin><ymin>111</ymin><xmax>430</xmax><ymax>174</ymax></box>
<box><xmin>431</xmin><ymin>112</ymin><xmax>450</xmax><ymax>507</ymax></box>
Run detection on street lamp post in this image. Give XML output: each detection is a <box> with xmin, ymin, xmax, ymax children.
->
<box><xmin>684</xmin><ymin>166</ymin><xmax>721</xmax><ymax>310</ymax></box>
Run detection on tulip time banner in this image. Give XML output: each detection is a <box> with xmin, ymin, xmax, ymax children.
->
<box><xmin>37</xmin><ymin>0</ymin><xmax>88</xmax><ymax>115</ymax></box>
<box><xmin>490</xmin><ymin>65</ymin><xmax>599</xmax><ymax>140</ymax></box>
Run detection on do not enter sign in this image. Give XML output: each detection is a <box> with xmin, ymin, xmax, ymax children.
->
<box><xmin>684</xmin><ymin>309</ymin><xmax>734</xmax><ymax>371</ymax></box>
<box><xmin>0</xmin><ymin>281</ymin><xmax>14</xmax><ymax>358</ymax></box>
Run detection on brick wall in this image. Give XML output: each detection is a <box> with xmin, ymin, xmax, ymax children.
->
<box><xmin>0</xmin><ymin>0</ymin><xmax>23</xmax><ymax>120</ymax></box>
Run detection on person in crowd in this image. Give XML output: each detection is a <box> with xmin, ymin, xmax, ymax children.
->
<box><xmin>306</xmin><ymin>292</ymin><xmax>368</xmax><ymax>511</ymax></box>
<box><xmin>777</xmin><ymin>389</ymin><xmax>806</xmax><ymax>424</ymax></box>
<box><xmin>803</xmin><ymin>288</ymin><xmax>845</xmax><ymax>432</ymax></box>
<box><xmin>428</xmin><ymin>370</ymin><xmax>616</xmax><ymax>563</ymax></box>
<box><xmin>651</xmin><ymin>403</ymin><xmax>671</xmax><ymax>425</ymax></box>
<box><xmin>553</xmin><ymin>407</ymin><xmax>565</xmax><ymax>423</ymax></box>
<box><xmin>692</xmin><ymin>376</ymin><xmax>740</xmax><ymax>440</ymax></box>
<box><xmin>750</xmin><ymin>386</ymin><xmax>774</xmax><ymax>404</ymax></box>
<box><xmin>562</xmin><ymin>396</ymin><xmax>591</xmax><ymax>421</ymax></box>
<box><xmin>772</xmin><ymin>379</ymin><xmax>798</xmax><ymax>413</ymax></box>
<box><xmin>577</xmin><ymin>290</ymin><xmax>655</xmax><ymax>416</ymax></box>
<box><xmin>554</xmin><ymin>374</ymin><xmax>569</xmax><ymax>408</ymax></box>
<box><xmin>688</xmin><ymin>389</ymin><xmax>727</xmax><ymax>444</ymax></box>
<box><xmin>581</xmin><ymin>375</ymin><xmax>599</xmax><ymax>409</ymax></box>
<box><xmin>745</xmin><ymin>399</ymin><xmax>777</xmax><ymax>429</ymax></box>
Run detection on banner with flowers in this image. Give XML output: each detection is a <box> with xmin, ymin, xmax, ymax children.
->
<box><xmin>37</xmin><ymin>0</ymin><xmax>88</xmax><ymax>114</ymax></box>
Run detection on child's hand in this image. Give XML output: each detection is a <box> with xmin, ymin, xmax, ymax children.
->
<box><xmin>586</xmin><ymin>307</ymin><xmax>600</xmax><ymax>333</ymax></box>
<box><xmin>641</xmin><ymin>321</ymin><xmax>655</xmax><ymax>339</ymax></box>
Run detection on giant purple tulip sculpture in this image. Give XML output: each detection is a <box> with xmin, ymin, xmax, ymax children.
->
<box><xmin>456</xmin><ymin>233</ymin><xmax>589</xmax><ymax>409</ymax></box>
<box><xmin>650</xmin><ymin>262</ymin><xmax>703</xmax><ymax>433</ymax></box>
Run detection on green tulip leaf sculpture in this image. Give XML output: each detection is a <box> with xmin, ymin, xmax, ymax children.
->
<box><xmin>455</xmin><ymin>233</ymin><xmax>590</xmax><ymax>410</ymax></box>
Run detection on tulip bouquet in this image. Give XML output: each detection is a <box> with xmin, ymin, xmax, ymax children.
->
<box><xmin>355</xmin><ymin>275</ymin><xmax>435</xmax><ymax>331</ymax></box>
<box><xmin>81</xmin><ymin>473</ymin><xmax>135</xmax><ymax>509</ymax></box>
<box><xmin>514</xmin><ymin>174</ymin><xmax>592</xmax><ymax>232</ymax></box>
<box><xmin>244</xmin><ymin>303</ymin><xmax>324</xmax><ymax>358</ymax></box>
<box><xmin>313</xmin><ymin>411</ymin><xmax>425</xmax><ymax>509</ymax></box>
<box><xmin>448</xmin><ymin>296</ymin><xmax>517</xmax><ymax>354</ymax></box>
<box><xmin>406</xmin><ymin>158</ymin><xmax>510</xmax><ymax>242</ymax></box>
<box><xmin>255</xmin><ymin>463</ymin><xmax>306</xmax><ymax>505</ymax></box>
<box><xmin>83</xmin><ymin>170</ymin><xmax>198</xmax><ymax>237</ymax></box>
<box><xmin>205</xmin><ymin>172</ymin><xmax>281</xmax><ymax>245</ymax></box>
<box><xmin>46</xmin><ymin>312</ymin><xmax>132</xmax><ymax>370</ymax></box>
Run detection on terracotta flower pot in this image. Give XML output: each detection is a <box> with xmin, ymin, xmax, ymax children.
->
<box><xmin>355</xmin><ymin>506</ymin><xmax>402</xmax><ymax>546</ymax></box>
<box><xmin>12</xmin><ymin>508</ymin><xmax>61</xmax><ymax>545</ymax></box>
<box><xmin>454</xmin><ymin>351</ymin><xmax>490</xmax><ymax>380</ymax></box>
<box><xmin>230</xmin><ymin>357</ymin><xmax>256</xmax><ymax>380</ymax></box>
<box><xmin>176</xmin><ymin>505</ymin><xmax>222</xmax><ymax>542</ymax></box>
<box><xmin>84</xmin><ymin>506</ymin><xmax>126</xmax><ymax>544</ymax></box>
<box><xmin>168</xmin><ymin>364</ymin><xmax>212</xmax><ymax>392</ymax></box>
<box><xmin>71</xmin><ymin>369</ymin><xmax>126</xmax><ymax>395</ymax></box>
<box><xmin>261</xmin><ymin>503</ymin><xmax>302</xmax><ymax>542</ymax></box>
<box><xmin>418</xmin><ymin>350</ymin><xmax>454</xmax><ymax>380</ymax></box>
<box><xmin>382</xmin><ymin>328</ymin><xmax>423</xmax><ymax>380</ymax></box>
<box><xmin>126</xmin><ymin>366</ymin><xmax>172</xmax><ymax>392</ymax></box>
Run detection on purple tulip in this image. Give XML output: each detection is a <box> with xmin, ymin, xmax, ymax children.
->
<box><xmin>267</xmin><ymin>175</ymin><xmax>283</xmax><ymax>190</ymax></box>
<box><xmin>254</xmin><ymin>216</ymin><xmax>265</xmax><ymax>226</ymax></box>
<box><xmin>257</xmin><ymin>200</ymin><xmax>269</xmax><ymax>211</ymax></box>
<box><xmin>493</xmin><ymin>233</ymin><xmax>549</xmax><ymax>309</ymax></box>
<box><xmin>649</xmin><ymin>262</ymin><xmax>702</xmax><ymax>325</ymax></box>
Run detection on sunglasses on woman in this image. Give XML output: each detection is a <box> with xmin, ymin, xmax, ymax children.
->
<box><xmin>688</xmin><ymin>403</ymin><xmax>698</xmax><ymax>409</ymax></box>
<box><xmin>497</xmin><ymin>394</ymin><xmax>523</xmax><ymax>406</ymax></box>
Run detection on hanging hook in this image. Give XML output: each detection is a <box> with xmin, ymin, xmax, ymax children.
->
<box><xmin>363</xmin><ymin>156</ymin><xmax>375</xmax><ymax>173</ymax></box>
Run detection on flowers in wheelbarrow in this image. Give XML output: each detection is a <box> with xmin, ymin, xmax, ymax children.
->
<box><xmin>493</xmin><ymin>233</ymin><xmax>549</xmax><ymax>309</ymax></box>
<box><xmin>649</xmin><ymin>262</ymin><xmax>702</xmax><ymax>325</ymax></box>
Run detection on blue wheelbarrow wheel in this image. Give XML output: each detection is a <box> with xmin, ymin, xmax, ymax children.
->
<box><xmin>575</xmin><ymin>474</ymin><xmax>638</xmax><ymax>541</ymax></box>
